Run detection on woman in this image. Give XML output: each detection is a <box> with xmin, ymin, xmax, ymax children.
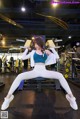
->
<box><xmin>1</xmin><ymin>37</ymin><xmax>78</xmax><ymax>110</ymax></box>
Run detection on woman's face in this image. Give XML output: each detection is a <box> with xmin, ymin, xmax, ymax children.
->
<box><xmin>34</xmin><ymin>43</ymin><xmax>41</xmax><ymax>50</ymax></box>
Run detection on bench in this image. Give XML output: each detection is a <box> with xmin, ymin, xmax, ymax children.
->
<box><xmin>18</xmin><ymin>77</ymin><xmax>61</xmax><ymax>92</ymax></box>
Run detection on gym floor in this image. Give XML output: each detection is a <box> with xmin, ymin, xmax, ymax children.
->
<box><xmin>0</xmin><ymin>74</ymin><xmax>80</xmax><ymax>119</ymax></box>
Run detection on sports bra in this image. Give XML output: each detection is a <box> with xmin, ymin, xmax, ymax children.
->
<box><xmin>34</xmin><ymin>52</ymin><xmax>48</xmax><ymax>63</ymax></box>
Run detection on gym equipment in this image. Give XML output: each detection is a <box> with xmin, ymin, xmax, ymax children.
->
<box><xmin>63</xmin><ymin>57</ymin><xmax>71</xmax><ymax>79</ymax></box>
<box><xmin>18</xmin><ymin>61</ymin><xmax>61</xmax><ymax>91</ymax></box>
<box><xmin>66</xmin><ymin>63</ymin><xmax>70</xmax><ymax>67</ymax></box>
<box><xmin>18</xmin><ymin>77</ymin><xmax>61</xmax><ymax>92</ymax></box>
<box><xmin>65</xmin><ymin>68</ymin><xmax>69</xmax><ymax>73</ymax></box>
<box><xmin>18</xmin><ymin>80</ymin><xmax>24</xmax><ymax>90</ymax></box>
<box><xmin>72</xmin><ymin>58</ymin><xmax>80</xmax><ymax>79</ymax></box>
<box><xmin>0</xmin><ymin>82</ymin><xmax>5</xmax><ymax>88</ymax></box>
<box><xmin>64</xmin><ymin>74</ymin><xmax>69</xmax><ymax>79</ymax></box>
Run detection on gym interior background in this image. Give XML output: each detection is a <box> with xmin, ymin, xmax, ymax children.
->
<box><xmin>0</xmin><ymin>0</ymin><xmax>80</xmax><ymax>119</ymax></box>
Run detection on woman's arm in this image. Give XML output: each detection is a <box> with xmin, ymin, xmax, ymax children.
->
<box><xmin>22</xmin><ymin>48</ymin><xmax>32</xmax><ymax>60</ymax></box>
<box><xmin>45</xmin><ymin>50</ymin><xmax>52</xmax><ymax>55</ymax></box>
<box><xmin>49</xmin><ymin>48</ymin><xmax>59</xmax><ymax>59</ymax></box>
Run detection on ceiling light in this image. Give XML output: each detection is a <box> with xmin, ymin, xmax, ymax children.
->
<box><xmin>21</xmin><ymin>6</ymin><xmax>26</xmax><ymax>12</ymax></box>
<box><xmin>51</xmin><ymin>0</ymin><xmax>59</xmax><ymax>8</ymax></box>
<box><xmin>62</xmin><ymin>45</ymin><xmax>64</xmax><ymax>47</ymax></box>
<box><xmin>68</xmin><ymin>36</ymin><xmax>72</xmax><ymax>39</ymax></box>
<box><xmin>76</xmin><ymin>42</ymin><xmax>80</xmax><ymax>46</ymax></box>
<box><xmin>52</xmin><ymin>3</ymin><xmax>58</xmax><ymax>8</ymax></box>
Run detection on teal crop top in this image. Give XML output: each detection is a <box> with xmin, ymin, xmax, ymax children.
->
<box><xmin>34</xmin><ymin>52</ymin><xmax>48</xmax><ymax>63</ymax></box>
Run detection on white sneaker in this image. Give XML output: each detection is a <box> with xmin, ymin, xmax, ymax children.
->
<box><xmin>66</xmin><ymin>94</ymin><xmax>78</xmax><ymax>110</ymax></box>
<box><xmin>1</xmin><ymin>95</ymin><xmax>14</xmax><ymax>110</ymax></box>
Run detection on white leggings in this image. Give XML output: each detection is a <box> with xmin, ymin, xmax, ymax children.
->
<box><xmin>8</xmin><ymin>64</ymin><xmax>72</xmax><ymax>95</ymax></box>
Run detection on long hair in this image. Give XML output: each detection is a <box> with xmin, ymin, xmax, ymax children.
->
<box><xmin>33</xmin><ymin>37</ymin><xmax>45</xmax><ymax>51</ymax></box>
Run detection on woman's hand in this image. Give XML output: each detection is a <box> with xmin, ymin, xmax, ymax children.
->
<box><xmin>27</xmin><ymin>47</ymin><xmax>31</xmax><ymax>50</ymax></box>
<box><xmin>45</xmin><ymin>50</ymin><xmax>52</xmax><ymax>55</ymax></box>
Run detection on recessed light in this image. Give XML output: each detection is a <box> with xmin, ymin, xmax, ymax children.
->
<box><xmin>51</xmin><ymin>0</ymin><xmax>59</xmax><ymax>8</ymax></box>
<box><xmin>21</xmin><ymin>6</ymin><xmax>26</xmax><ymax>12</ymax></box>
<box><xmin>68</xmin><ymin>36</ymin><xmax>72</xmax><ymax>39</ymax></box>
<box><xmin>62</xmin><ymin>45</ymin><xmax>64</xmax><ymax>47</ymax></box>
<box><xmin>76</xmin><ymin>42</ymin><xmax>80</xmax><ymax>46</ymax></box>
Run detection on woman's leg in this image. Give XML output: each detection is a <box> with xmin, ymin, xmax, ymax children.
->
<box><xmin>40</xmin><ymin>69</ymin><xmax>78</xmax><ymax>110</ymax></box>
<box><xmin>7</xmin><ymin>70</ymin><xmax>38</xmax><ymax>97</ymax></box>
<box><xmin>1</xmin><ymin>69</ymin><xmax>39</xmax><ymax>110</ymax></box>
<box><xmin>41</xmin><ymin>70</ymin><xmax>73</xmax><ymax>95</ymax></box>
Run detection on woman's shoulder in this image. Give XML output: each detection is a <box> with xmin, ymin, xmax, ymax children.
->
<box><xmin>44</xmin><ymin>49</ymin><xmax>52</xmax><ymax>55</ymax></box>
<box><xmin>31</xmin><ymin>49</ymin><xmax>36</xmax><ymax>54</ymax></box>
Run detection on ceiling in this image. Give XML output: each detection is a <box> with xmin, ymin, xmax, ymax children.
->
<box><xmin>0</xmin><ymin>0</ymin><xmax>80</xmax><ymax>52</ymax></box>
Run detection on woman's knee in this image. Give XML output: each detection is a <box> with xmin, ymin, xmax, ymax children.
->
<box><xmin>16</xmin><ymin>73</ymin><xmax>23</xmax><ymax>81</ymax></box>
<box><xmin>57</xmin><ymin>72</ymin><xmax>64</xmax><ymax>80</ymax></box>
